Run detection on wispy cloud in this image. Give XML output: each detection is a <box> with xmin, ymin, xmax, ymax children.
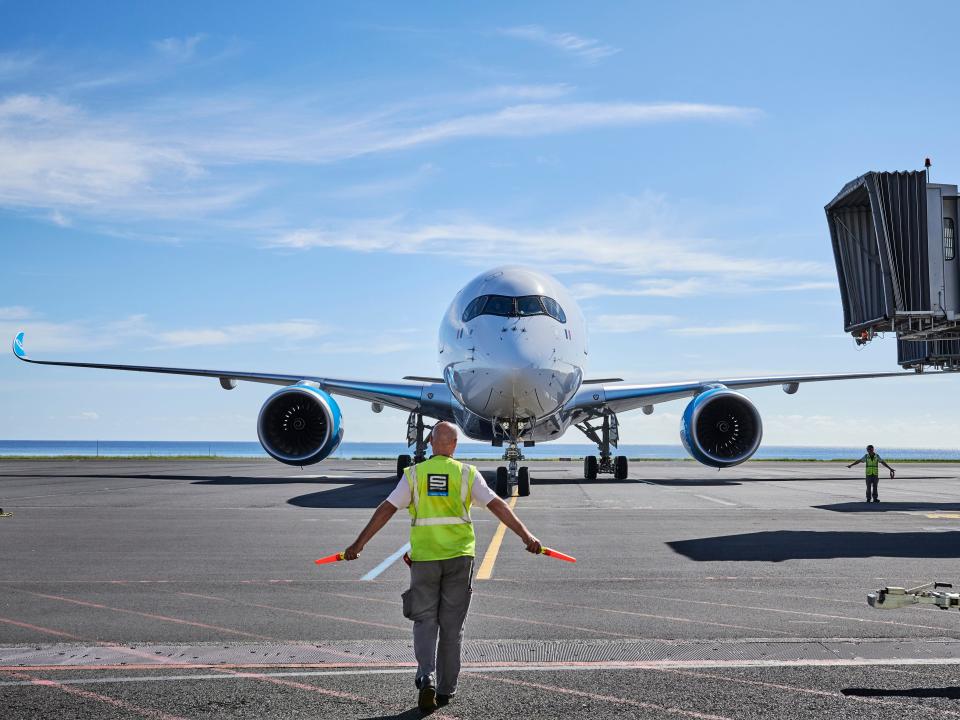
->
<box><xmin>192</xmin><ymin>100</ymin><xmax>759</xmax><ymax>164</ymax></box>
<box><xmin>68</xmin><ymin>411</ymin><xmax>100</xmax><ymax>421</ymax></box>
<box><xmin>153</xmin><ymin>320</ymin><xmax>329</xmax><ymax>348</ymax></box>
<box><xmin>572</xmin><ymin>277</ymin><xmax>838</xmax><ymax>299</ymax></box>
<box><xmin>330</xmin><ymin>163</ymin><xmax>438</xmax><ymax>199</ymax></box>
<box><xmin>0</xmin><ymin>306</ymin><xmax>33</xmax><ymax>320</ymax></box>
<box><xmin>592</xmin><ymin>314</ymin><xmax>678</xmax><ymax>333</ymax></box>
<box><xmin>573</xmin><ymin>278</ymin><xmax>707</xmax><ymax>299</ymax></box>
<box><xmin>670</xmin><ymin>322</ymin><xmax>801</xmax><ymax>336</ymax></box>
<box><xmin>0</xmin><ymin>51</ymin><xmax>39</xmax><ymax>78</ymax></box>
<box><xmin>270</xmin><ymin>213</ymin><xmax>829</xmax><ymax>283</ymax></box>
<box><xmin>500</xmin><ymin>25</ymin><xmax>621</xmax><ymax>64</ymax></box>
<box><xmin>4</xmin><ymin>310</ymin><xmax>423</xmax><ymax>357</ymax></box>
<box><xmin>152</xmin><ymin>34</ymin><xmax>206</xmax><ymax>62</ymax></box>
<box><xmin>0</xmin><ymin>87</ymin><xmax>757</xmax><ymax>221</ymax></box>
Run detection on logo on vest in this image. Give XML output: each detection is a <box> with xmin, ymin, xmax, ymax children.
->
<box><xmin>427</xmin><ymin>474</ymin><xmax>449</xmax><ymax>496</ymax></box>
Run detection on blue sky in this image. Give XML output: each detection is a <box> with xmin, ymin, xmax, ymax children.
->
<box><xmin>2</xmin><ymin>1</ymin><xmax>959</xmax><ymax>447</ymax></box>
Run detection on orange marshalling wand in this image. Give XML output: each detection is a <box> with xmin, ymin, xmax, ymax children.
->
<box><xmin>540</xmin><ymin>547</ymin><xmax>576</xmax><ymax>563</ymax></box>
<box><xmin>314</xmin><ymin>552</ymin><xmax>345</xmax><ymax>565</ymax></box>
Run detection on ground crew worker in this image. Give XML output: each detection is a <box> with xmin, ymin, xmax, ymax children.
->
<box><xmin>342</xmin><ymin>421</ymin><xmax>541</xmax><ymax>714</ymax></box>
<box><xmin>847</xmin><ymin>444</ymin><xmax>894</xmax><ymax>502</ymax></box>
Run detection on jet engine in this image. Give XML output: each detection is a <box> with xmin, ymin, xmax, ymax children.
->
<box><xmin>257</xmin><ymin>384</ymin><xmax>343</xmax><ymax>466</ymax></box>
<box><xmin>680</xmin><ymin>387</ymin><xmax>762</xmax><ymax>468</ymax></box>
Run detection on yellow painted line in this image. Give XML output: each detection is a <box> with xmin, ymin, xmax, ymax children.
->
<box><xmin>476</xmin><ymin>496</ymin><xmax>517</xmax><ymax>581</ymax></box>
<box><xmin>926</xmin><ymin>513</ymin><xmax>960</xmax><ymax>519</ymax></box>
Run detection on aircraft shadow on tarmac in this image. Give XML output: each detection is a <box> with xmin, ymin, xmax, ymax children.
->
<box><xmin>668</xmin><ymin>530</ymin><xmax>960</xmax><ymax>562</ymax></box>
<box><xmin>815</xmin><ymin>501</ymin><xmax>960</xmax><ymax>513</ymax></box>
<box><xmin>843</xmin><ymin>687</ymin><xmax>960</xmax><ymax>699</ymax></box>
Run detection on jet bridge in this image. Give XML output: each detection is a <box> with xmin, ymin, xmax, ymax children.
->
<box><xmin>826</xmin><ymin>170</ymin><xmax>960</xmax><ymax>369</ymax></box>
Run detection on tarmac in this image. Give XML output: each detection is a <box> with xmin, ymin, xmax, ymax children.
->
<box><xmin>2</xmin><ymin>458</ymin><xmax>960</xmax><ymax>718</ymax></box>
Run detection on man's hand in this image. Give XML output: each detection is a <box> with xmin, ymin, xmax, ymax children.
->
<box><xmin>890</xmin><ymin>469</ymin><xmax>895</xmax><ymax>479</ymax></box>
<box><xmin>523</xmin><ymin>534</ymin><xmax>542</xmax><ymax>555</ymax></box>
<box><xmin>343</xmin><ymin>541</ymin><xmax>364</xmax><ymax>561</ymax></box>
<box><xmin>847</xmin><ymin>464</ymin><xmax>854</xmax><ymax>469</ymax></box>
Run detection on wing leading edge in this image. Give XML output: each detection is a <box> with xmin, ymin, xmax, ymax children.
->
<box><xmin>568</xmin><ymin>369</ymin><xmax>953</xmax><ymax>416</ymax></box>
<box><xmin>11</xmin><ymin>332</ymin><xmax>428</xmax><ymax>413</ymax></box>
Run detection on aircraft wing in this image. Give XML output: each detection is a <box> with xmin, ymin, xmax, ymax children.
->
<box><xmin>567</xmin><ymin>369</ymin><xmax>950</xmax><ymax>417</ymax></box>
<box><xmin>11</xmin><ymin>332</ymin><xmax>428</xmax><ymax>413</ymax></box>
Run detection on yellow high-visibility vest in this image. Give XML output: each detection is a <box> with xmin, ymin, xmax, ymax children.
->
<box><xmin>405</xmin><ymin>455</ymin><xmax>476</xmax><ymax>561</ymax></box>
<box><xmin>865</xmin><ymin>454</ymin><xmax>880</xmax><ymax>476</ymax></box>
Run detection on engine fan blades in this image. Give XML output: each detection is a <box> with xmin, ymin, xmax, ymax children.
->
<box><xmin>266</xmin><ymin>397</ymin><xmax>328</xmax><ymax>458</ymax></box>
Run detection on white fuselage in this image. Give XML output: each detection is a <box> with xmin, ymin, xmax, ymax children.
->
<box><xmin>438</xmin><ymin>267</ymin><xmax>587</xmax><ymax>440</ymax></box>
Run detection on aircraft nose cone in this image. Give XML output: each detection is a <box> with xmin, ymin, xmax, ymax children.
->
<box><xmin>449</xmin><ymin>319</ymin><xmax>579</xmax><ymax>419</ymax></box>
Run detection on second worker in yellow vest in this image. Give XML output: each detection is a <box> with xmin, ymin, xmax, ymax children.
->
<box><xmin>847</xmin><ymin>444</ymin><xmax>895</xmax><ymax>503</ymax></box>
<box><xmin>342</xmin><ymin>421</ymin><xmax>542</xmax><ymax>714</ymax></box>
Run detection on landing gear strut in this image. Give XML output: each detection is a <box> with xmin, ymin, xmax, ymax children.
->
<box><xmin>396</xmin><ymin>412</ymin><xmax>432</xmax><ymax>479</ymax></box>
<box><xmin>494</xmin><ymin>419</ymin><xmax>531</xmax><ymax>498</ymax></box>
<box><xmin>576</xmin><ymin>413</ymin><xmax>629</xmax><ymax>481</ymax></box>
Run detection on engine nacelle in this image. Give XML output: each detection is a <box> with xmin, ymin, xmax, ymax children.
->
<box><xmin>680</xmin><ymin>387</ymin><xmax>762</xmax><ymax>468</ymax></box>
<box><xmin>257</xmin><ymin>384</ymin><xmax>343</xmax><ymax>466</ymax></box>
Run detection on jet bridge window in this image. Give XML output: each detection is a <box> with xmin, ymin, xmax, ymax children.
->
<box><xmin>946</xmin><ymin>217</ymin><xmax>956</xmax><ymax>261</ymax></box>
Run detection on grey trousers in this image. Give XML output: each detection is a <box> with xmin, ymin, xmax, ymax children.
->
<box><xmin>401</xmin><ymin>555</ymin><xmax>474</xmax><ymax>695</ymax></box>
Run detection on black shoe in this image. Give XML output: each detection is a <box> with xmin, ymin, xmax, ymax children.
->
<box><xmin>418</xmin><ymin>685</ymin><xmax>437</xmax><ymax>714</ymax></box>
<box><xmin>436</xmin><ymin>693</ymin><xmax>451</xmax><ymax>707</ymax></box>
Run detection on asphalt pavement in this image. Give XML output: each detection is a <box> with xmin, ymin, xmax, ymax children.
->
<box><xmin>2</xmin><ymin>458</ymin><xmax>960</xmax><ymax>718</ymax></box>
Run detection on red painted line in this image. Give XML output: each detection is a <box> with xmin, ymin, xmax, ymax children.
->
<box><xmin>660</xmin><ymin>668</ymin><xmax>960</xmax><ymax>718</ymax></box>
<box><xmin>4</xmin><ymin>671</ymin><xmax>190</xmax><ymax>720</ymax></box>
<box><xmin>0</xmin><ymin>615</ymin><xmax>86</xmax><ymax>640</ymax></box>
<box><xmin>0</xmin><ymin>662</ymin><xmax>417</xmax><ymax>671</ymax></box>
<box><xmin>474</xmin><ymin>673</ymin><xmax>733</xmax><ymax>720</ymax></box>
<box><xmin>177</xmin><ymin>591</ymin><xmax>407</xmax><ymax>631</ymax></box>
<box><xmin>475</xmin><ymin>590</ymin><xmax>791</xmax><ymax>635</ymax></box>
<box><xmin>22</xmin><ymin>590</ymin><xmax>276</xmax><ymax>640</ymax></box>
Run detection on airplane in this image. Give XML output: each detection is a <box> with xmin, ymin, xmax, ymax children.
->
<box><xmin>10</xmin><ymin>265</ymin><xmax>947</xmax><ymax>498</ymax></box>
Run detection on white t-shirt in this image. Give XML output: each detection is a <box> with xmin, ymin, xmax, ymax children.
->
<box><xmin>385</xmin><ymin>463</ymin><xmax>498</xmax><ymax>509</ymax></box>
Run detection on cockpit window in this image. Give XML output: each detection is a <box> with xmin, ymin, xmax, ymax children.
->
<box><xmin>483</xmin><ymin>295</ymin><xmax>515</xmax><ymax>316</ymax></box>
<box><xmin>461</xmin><ymin>294</ymin><xmax>567</xmax><ymax>323</ymax></box>
<box><xmin>461</xmin><ymin>296</ymin><xmax>486</xmax><ymax>322</ymax></box>
<box><xmin>541</xmin><ymin>297</ymin><xmax>567</xmax><ymax>323</ymax></box>
<box><xmin>516</xmin><ymin>296</ymin><xmax>545</xmax><ymax>316</ymax></box>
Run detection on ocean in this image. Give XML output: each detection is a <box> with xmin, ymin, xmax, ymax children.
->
<box><xmin>1</xmin><ymin>440</ymin><xmax>959</xmax><ymax>461</ymax></box>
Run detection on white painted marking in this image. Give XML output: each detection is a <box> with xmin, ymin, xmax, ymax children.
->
<box><xmin>694</xmin><ymin>494</ymin><xmax>737</xmax><ymax>507</ymax></box>
<box><xmin>8</xmin><ymin>657</ymin><xmax>960</xmax><ymax>687</ymax></box>
<box><xmin>286</xmin><ymin>474</ymin><xmax>353</xmax><ymax>479</ymax></box>
<box><xmin>361</xmin><ymin>543</ymin><xmax>411</xmax><ymax>581</ymax></box>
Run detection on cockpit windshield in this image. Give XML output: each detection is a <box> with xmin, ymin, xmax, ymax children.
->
<box><xmin>462</xmin><ymin>294</ymin><xmax>567</xmax><ymax>323</ymax></box>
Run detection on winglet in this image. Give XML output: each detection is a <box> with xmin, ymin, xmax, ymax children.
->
<box><xmin>12</xmin><ymin>332</ymin><xmax>27</xmax><ymax>360</ymax></box>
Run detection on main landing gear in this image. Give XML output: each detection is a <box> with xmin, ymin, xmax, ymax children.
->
<box><xmin>396</xmin><ymin>412</ymin><xmax>431</xmax><ymax>479</ymax></box>
<box><xmin>577</xmin><ymin>413</ymin><xmax>629</xmax><ymax>481</ymax></box>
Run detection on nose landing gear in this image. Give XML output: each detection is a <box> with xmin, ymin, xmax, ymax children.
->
<box><xmin>577</xmin><ymin>413</ymin><xmax>629</xmax><ymax>481</ymax></box>
<box><xmin>495</xmin><ymin>440</ymin><xmax>530</xmax><ymax>497</ymax></box>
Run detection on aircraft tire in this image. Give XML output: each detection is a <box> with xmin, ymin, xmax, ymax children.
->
<box><xmin>614</xmin><ymin>455</ymin><xmax>629</xmax><ymax>480</ymax></box>
<box><xmin>496</xmin><ymin>466</ymin><xmax>510</xmax><ymax>498</ymax></box>
<box><xmin>396</xmin><ymin>454</ymin><xmax>412</xmax><ymax>479</ymax></box>
<box><xmin>517</xmin><ymin>466</ymin><xmax>530</xmax><ymax>497</ymax></box>
<box><xmin>584</xmin><ymin>455</ymin><xmax>599</xmax><ymax>481</ymax></box>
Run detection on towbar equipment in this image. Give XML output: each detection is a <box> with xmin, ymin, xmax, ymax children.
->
<box><xmin>868</xmin><ymin>582</ymin><xmax>960</xmax><ymax>610</ymax></box>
